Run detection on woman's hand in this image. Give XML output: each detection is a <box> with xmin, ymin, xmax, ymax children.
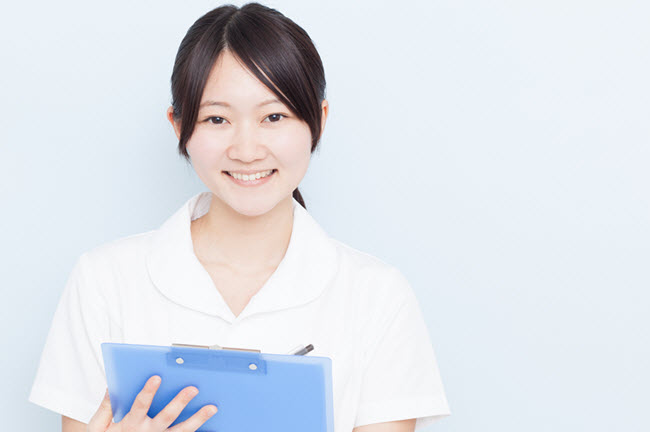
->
<box><xmin>87</xmin><ymin>375</ymin><xmax>218</xmax><ymax>431</ymax></box>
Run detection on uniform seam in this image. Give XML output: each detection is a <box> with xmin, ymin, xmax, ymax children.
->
<box><xmin>78</xmin><ymin>252</ymin><xmax>124</xmax><ymax>333</ymax></box>
<box><xmin>361</xmin><ymin>291</ymin><xmax>410</xmax><ymax>373</ymax></box>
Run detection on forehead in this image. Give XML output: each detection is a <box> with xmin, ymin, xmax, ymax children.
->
<box><xmin>201</xmin><ymin>50</ymin><xmax>278</xmax><ymax>105</ymax></box>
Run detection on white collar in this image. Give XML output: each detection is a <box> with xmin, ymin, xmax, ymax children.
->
<box><xmin>145</xmin><ymin>191</ymin><xmax>338</xmax><ymax>324</ymax></box>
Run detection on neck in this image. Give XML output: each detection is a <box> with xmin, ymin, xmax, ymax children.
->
<box><xmin>191</xmin><ymin>194</ymin><xmax>294</xmax><ymax>274</ymax></box>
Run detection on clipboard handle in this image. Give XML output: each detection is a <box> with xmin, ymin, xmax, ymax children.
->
<box><xmin>167</xmin><ymin>347</ymin><xmax>267</xmax><ymax>375</ymax></box>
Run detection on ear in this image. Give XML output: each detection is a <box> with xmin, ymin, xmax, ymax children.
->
<box><xmin>167</xmin><ymin>106</ymin><xmax>181</xmax><ymax>140</ymax></box>
<box><xmin>318</xmin><ymin>99</ymin><xmax>329</xmax><ymax>141</ymax></box>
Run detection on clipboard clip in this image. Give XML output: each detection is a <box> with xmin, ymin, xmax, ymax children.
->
<box><xmin>171</xmin><ymin>342</ymin><xmax>261</xmax><ymax>353</ymax></box>
<box><xmin>168</xmin><ymin>344</ymin><xmax>266</xmax><ymax>374</ymax></box>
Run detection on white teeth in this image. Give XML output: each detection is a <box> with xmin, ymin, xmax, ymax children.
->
<box><xmin>228</xmin><ymin>169</ymin><xmax>274</xmax><ymax>181</ymax></box>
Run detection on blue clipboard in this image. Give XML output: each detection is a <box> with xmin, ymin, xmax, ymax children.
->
<box><xmin>101</xmin><ymin>342</ymin><xmax>334</xmax><ymax>432</ymax></box>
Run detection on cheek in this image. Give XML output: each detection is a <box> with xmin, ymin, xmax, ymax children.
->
<box><xmin>186</xmin><ymin>132</ymin><xmax>222</xmax><ymax>165</ymax></box>
<box><xmin>273</xmin><ymin>127</ymin><xmax>312</xmax><ymax>167</ymax></box>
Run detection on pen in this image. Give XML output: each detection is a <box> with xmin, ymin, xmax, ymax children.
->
<box><xmin>289</xmin><ymin>344</ymin><xmax>314</xmax><ymax>356</ymax></box>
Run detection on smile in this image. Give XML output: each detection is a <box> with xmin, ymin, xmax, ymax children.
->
<box><xmin>223</xmin><ymin>169</ymin><xmax>277</xmax><ymax>187</ymax></box>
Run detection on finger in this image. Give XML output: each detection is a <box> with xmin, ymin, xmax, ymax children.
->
<box><xmin>87</xmin><ymin>388</ymin><xmax>113</xmax><ymax>432</ymax></box>
<box><xmin>123</xmin><ymin>375</ymin><xmax>161</xmax><ymax>422</ymax></box>
<box><xmin>151</xmin><ymin>385</ymin><xmax>201</xmax><ymax>430</ymax></box>
<box><xmin>167</xmin><ymin>404</ymin><xmax>218</xmax><ymax>432</ymax></box>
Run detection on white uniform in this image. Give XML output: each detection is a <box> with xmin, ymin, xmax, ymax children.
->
<box><xmin>28</xmin><ymin>191</ymin><xmax>451</xmax><ymax>431</ymax></box>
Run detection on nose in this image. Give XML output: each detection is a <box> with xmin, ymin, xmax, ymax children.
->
<box><xmin>226</xmin><ymin>126</ymin><xmax>267</xmax><ymax>162</ymax></box>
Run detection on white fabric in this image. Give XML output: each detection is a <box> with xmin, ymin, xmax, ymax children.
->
<box><xmin>28</xmin><ymin>191</ymin><xmax>451</xmax><ymax>430</ymax></box>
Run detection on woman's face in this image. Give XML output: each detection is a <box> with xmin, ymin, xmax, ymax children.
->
<box><xmin>167</xmin><ymin>50</ymin><xmax>328</xmax><ymax>217</ymax></box>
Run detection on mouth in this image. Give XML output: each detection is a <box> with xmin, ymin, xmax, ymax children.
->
<box><xmin>222</xmin><ymin>169</ymin><xmax>277</xmax><ymax>186</ymax></box>
<box><xmin>223</xmin><ymin>169</ymin><xmax>277</xmax><ymax>178</ymax></box>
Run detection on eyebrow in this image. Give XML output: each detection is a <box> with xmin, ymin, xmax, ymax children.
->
<box><xmin>199</xmin><ymin>98</ymin><xmax>282</xmax><ymax>109</ymax></box>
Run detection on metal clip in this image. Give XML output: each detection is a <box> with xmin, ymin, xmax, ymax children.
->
<box><xmin>171</xmin><ymin>342</ymin><xmax>260</xmax><ymax>353</ymax></box>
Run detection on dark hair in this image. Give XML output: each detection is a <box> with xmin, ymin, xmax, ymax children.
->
<box><xmin>169</xmin><ymin>2</ymin><xmax>327</xmax><ymax>210</ymax></box>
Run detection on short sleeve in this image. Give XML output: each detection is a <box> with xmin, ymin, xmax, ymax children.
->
<box><xmin>354</xmin><ymin>269</ymin><xmax>451</xmax><ymax>430</ymax></box>
<box><xmin>28</xmin><ymin>252</ymin><xmax>112</xmax><ymax>424</ymax></box>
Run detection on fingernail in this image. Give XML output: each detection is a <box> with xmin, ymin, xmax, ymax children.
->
<box><xmin>104</xmin><ymin>388</ymin><xmax>109</xmax><ymax>399</ymax></box>
<box><xmin>151</xmin><ymin>376</ymin><xmax>161</xmax><ymax>385</ymax></box>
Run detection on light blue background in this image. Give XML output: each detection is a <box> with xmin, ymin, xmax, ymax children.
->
<box><xmin>2</xmin><ymin>0</ymin><xmax>648</xmax><ymax>430</ymax></box>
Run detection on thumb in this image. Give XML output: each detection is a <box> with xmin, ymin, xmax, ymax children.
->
<box><xmin>87</xmin><ymin>388</ymin><xmax>113</xmax><ymax>431</ymax></box>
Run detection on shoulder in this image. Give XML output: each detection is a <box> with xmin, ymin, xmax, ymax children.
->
<box><xmin>328</xmin><ymin>237</ymin><xmax>414</xmax><ymax>306</ymax></box>
<box><xmin>79</xmin><ymin>229</ymin><xmax>156</xmax><ymax>274</ymax></box>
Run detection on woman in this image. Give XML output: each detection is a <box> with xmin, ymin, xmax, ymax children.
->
<box><xmin>28</xmin><ymin>3</ymin><xmax>451</xmax><ymax>431</ymax></box>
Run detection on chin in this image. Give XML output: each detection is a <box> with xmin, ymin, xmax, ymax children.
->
<box><xmin>225</xmin><ymin>196</ymin><xmax>285</xmax><ymax>218</ymax></box>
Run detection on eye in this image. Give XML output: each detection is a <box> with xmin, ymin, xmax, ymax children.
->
<box><xmin>205</xmin><ymin>116</ymin><xmax>228</xmax><ymax>125</ymax></box>
<box><xmin>265</xmin><ymin>113</ymin><xmax>287</xmax><ymax>123</ymax></box>
<box><xmin>203</xmin><ymin>114</ymin><xmax>287</xmax><ymax>126</ymax></box>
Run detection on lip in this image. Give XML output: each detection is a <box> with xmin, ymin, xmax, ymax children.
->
<box><xmin>223</xmin><ymin>169</ymin><xmax>277</xmax><ymax>187</ymax></box>
<box><xmin>225</xmin><ymin>169</ymin><xmax>275</xmax><ymax>175</ymax></box>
